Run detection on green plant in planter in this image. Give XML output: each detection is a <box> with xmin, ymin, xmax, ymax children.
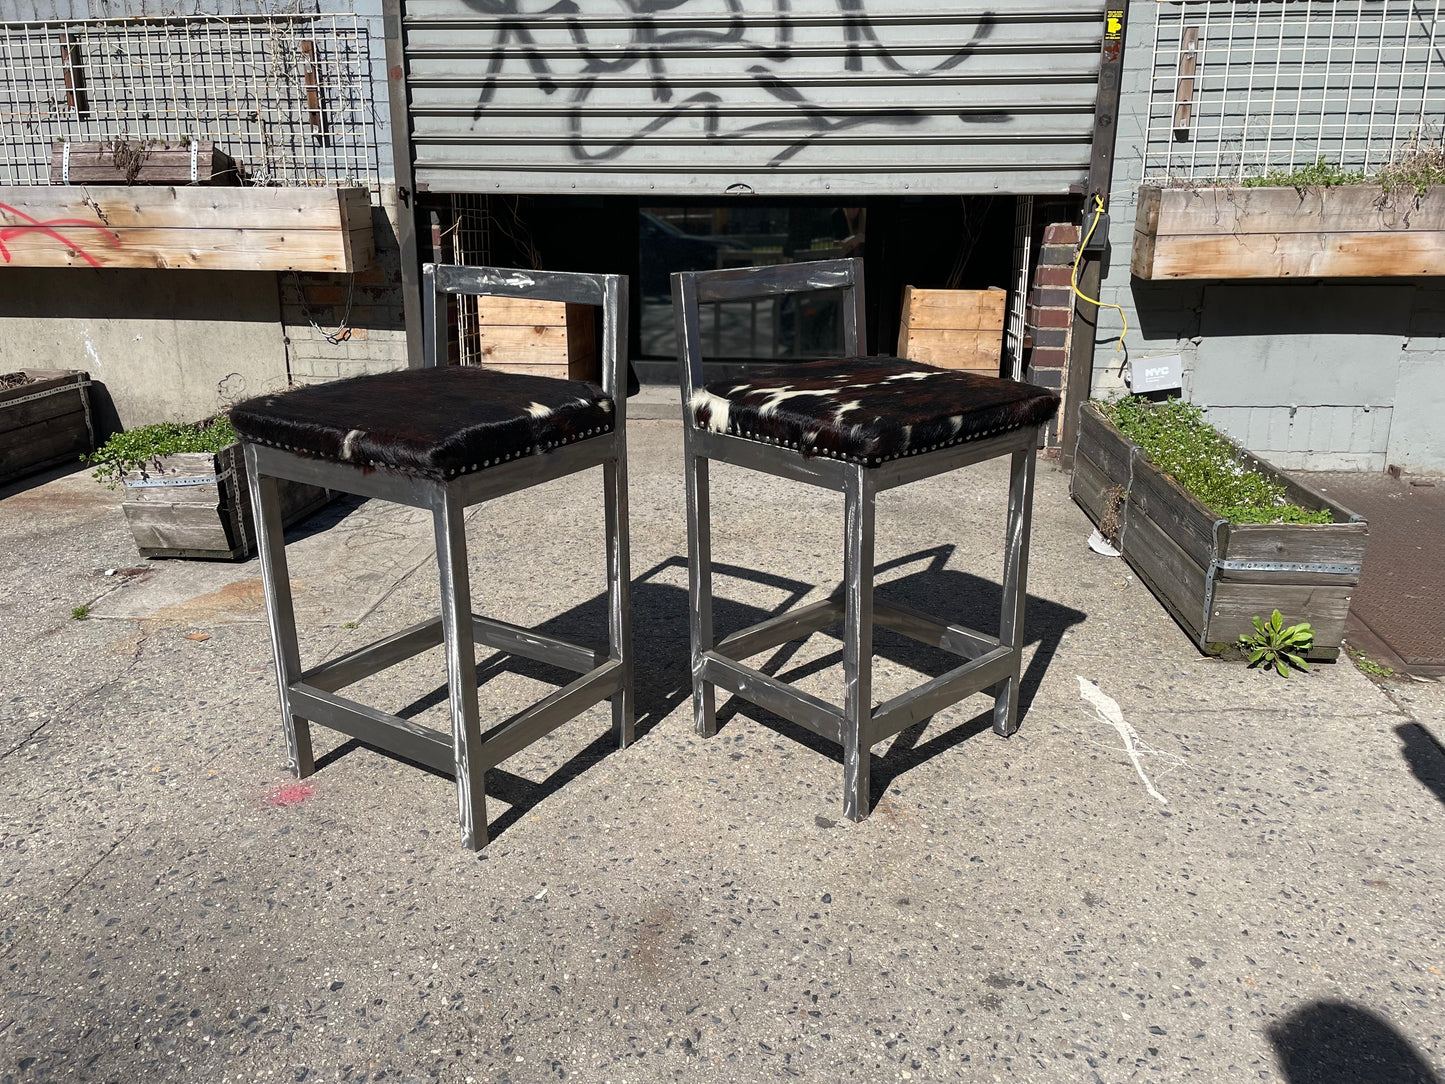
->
<box><xmin>87</xmin><ymin>416</ymin><xmax>238</xmax><ymax>488</ymax></box>
<box><xmin>1239</xmin><ymin>610</ymin><xmax>1313</xmax><ymax>676</ymax></box>
<box><xmin>1097</xmin><ymin>396</ymin><xmax>1332</xmax><ymax>526</ymax></box>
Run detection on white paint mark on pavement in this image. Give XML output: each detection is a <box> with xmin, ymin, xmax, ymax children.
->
<box><xmin>1078</xmin><ymin>676</ymin><xmax>1181</xmax><ymax>805</ymax></box>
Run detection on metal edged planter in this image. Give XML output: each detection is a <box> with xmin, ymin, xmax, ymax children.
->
<box><xmin>0</xmin><ymin>369</ymin><xmax>94</xmax><ymax>486</ymax></box>
<box><xmin>121</xmin><ymin>442</ymin><xmax>330</xmax><ymax>560</ymax></box>
<box><xmin>1070</xmin><ymin>402</ymin><xmax>1367</xmax><ymax>660</ymax></box>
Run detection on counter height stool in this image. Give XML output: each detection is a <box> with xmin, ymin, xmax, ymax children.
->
<box><xmin>672</xmin><ymin>258</ymin><xmax>1060</xmax><ymax>821</ymax></box>
<box><xmin>231</xmin><ymin>265</ymin><xmax>632</xmax><ymax>850</ymax></box>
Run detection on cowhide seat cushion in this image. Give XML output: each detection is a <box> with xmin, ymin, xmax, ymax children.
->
<box><xmin>689</xmin><ymin>357</ymin><xmax>1060</xmax><ymax>467</ymax></box>
<box><xmin>230</xmin><ymin>366</ymin><xmax>614</xmax><ymax>481</ymax></box>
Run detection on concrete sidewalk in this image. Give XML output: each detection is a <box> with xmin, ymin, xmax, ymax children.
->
<box><xmin>2</xmin><ymin>421</ymin><xmax>1442</xmax><ymax>1084</ymax></box>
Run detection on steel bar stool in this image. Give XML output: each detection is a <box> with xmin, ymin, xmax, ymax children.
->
<box><xmin>672</xmin><ymin>258</ymin><xmax>1060</xmax><ymax>821</ymax></box>
<box><xmin>231</xmin><ymin>265</ymin><xmax>632</xmax><ymax>850</ymax></box>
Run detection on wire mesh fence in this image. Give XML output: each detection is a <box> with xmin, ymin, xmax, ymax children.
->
<box><xmin>1145</xmin><ymin>0</ymin><xmax>1445</xmax><ymax>183</ymax></box>
<box><xmin>0</xmin><ymin>13</ymin><xmax>380</xmax><ymax>190</ymax></box>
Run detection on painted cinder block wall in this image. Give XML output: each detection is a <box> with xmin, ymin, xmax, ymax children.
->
<box><xmin>1089</xmin><ymin>10</ymin><xmax>1445</xmax><ymax>473</ymax></box>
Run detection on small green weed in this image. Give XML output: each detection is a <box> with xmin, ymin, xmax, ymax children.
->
<box><xmin>72</xmin><ymin>605</ymin><xmax>90</xmax><ymax>620</ymax></box>
<box><xmin>1350</xmin><ymin>649</ymin><xmax>1395</xmax><ymax>678</ymax></box>
<box><xmin>342</xmin><ymin>621</ymin><xmax>359</xmax><ymax>630</ymax></box>
<box><xmin>1097</xmin><ymin>397</ymin><xmax>1332</xmax><ymax>525</ymax></box>
<box><xmin>1240</xmin><ymin>610</ymin><xmax>1313</xmax><ymax>676</ymax></box>
<box><xmin>87</xmin><ymin>416</ymin><xmax>238</xmax><ymax>488</ymax></box>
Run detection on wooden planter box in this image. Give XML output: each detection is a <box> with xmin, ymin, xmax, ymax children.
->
<box><xmin>50</xmin><ymin>140</ymin><xmax>240</xmax><ymax>186</ymax></box>
<box><xmin>896</xmin><ymin>286</ymin><xmax>1006</xmax><ymax>375</ymax></box>
<box><xmin>1071</xmin><ymin>403</ymin><xmax>1367</xmax><ymax>659</ymax></box>
<box><xmin>0</xmin><ymin>185</ymin><xmax>373</xmax><ymax>272</ymax></box>
<box><xmin>1132</xmin><ymin>184</ymin><xmax>1445</xmax><ymax>279</ymax></box>
<box><xmin>0</xmin><ymin>369</ymin><xmax>93</xmax><ymax>485</ymax></box>
<box><xmin>121</xmin><ymin>444</ymin><xmax>330</xmax><ymax>560</ymax></box>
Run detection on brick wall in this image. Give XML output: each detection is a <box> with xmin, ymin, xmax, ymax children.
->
<box><xmin>1026</xmin><ymin>221</ymin><xmax>1079</xmax><ymax>447</ymax></box>
<box><xmin>281</xmin><ymin>187</ymin><xmax>410</xmax><ymax>384</ymax></box>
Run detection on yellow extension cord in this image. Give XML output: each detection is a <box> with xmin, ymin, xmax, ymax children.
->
<box><xmin>1071</xmin><ymin>194</ymin><xmax>1129</xmax><ymax>354</ymax></box>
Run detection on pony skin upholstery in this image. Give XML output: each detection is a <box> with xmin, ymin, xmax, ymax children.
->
<box><xmin>689</xmin><ymin>357</ymin><xmax>1060</xmax><ymax>467</ymax></box>
<box><xmin>230</xmin><ymin>366</ymin><xmax>615</xmax><ymax>481</ymax></box>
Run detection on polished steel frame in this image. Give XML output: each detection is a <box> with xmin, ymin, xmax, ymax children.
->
<box><xmin>672</xmin><ymin>257</ymin><xmax>1040</xmax><ymax>821</ymax></box>
<box><xmin>244</xmin><ymin>264</ymin><xmax>633</xmax><ymax>850</ymax></box>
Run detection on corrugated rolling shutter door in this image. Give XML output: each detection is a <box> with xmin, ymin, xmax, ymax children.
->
<box><xmin>399</xmin><ymin>0</ymin><xmax>1108</xmax><ymax>196</ymax></box>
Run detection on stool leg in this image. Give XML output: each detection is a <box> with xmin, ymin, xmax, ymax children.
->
<box><xmin>433</xmin><ymin>489</ymin><xmax>488</xmax><ymax>850</ymax></box>
<box><xmin>684</xmin><ymin>443</ymin><xmax>717</xmax><ymax>737</ymax></box>
<box><xmin>246</xmin><ymin>451</ymin><xmax>314</xmax><ymax>778</ymax></box>
<box><xmin>604</xmin><ymin>450</ymin><xmax>634</xmax><ymax>748</ymax></box>
<box><xmin>993</xmin><ymin>445</ymin><xmax>1037</xmax><ymax>737</ymax></box>
<box><xmin>842</xmin><ymin>465</ymin><xmax>876</xmax><ymax>821</ymax></box>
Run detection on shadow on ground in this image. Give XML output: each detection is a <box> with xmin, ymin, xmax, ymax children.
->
<box><xmin>311</xmin><ymin>544</ymin><xmax>1085</xmax><ymax>840</ymax></box>
<box><xmin>1396</xmin><ymin>722</ymin><xmax>1445</xmax><ymax>809</ymax></box>
<box><xmin>1266</xmin><ymin>999</ymin><xmax>1442</xmax><ymax>1084</ymax></box>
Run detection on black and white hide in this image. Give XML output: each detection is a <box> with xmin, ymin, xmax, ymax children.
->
<box><xmin>689</xmin><ymin>357</ymin><xmax>1060</xmax><ymax>466</ymax></box>
<box><xmin>230</xmin><ymin>366</ymin><xmax>614</xmax><ymax>480</ymax></box>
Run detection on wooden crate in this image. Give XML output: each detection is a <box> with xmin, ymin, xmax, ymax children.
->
<box><xmin>50</xmin><ymin>140</ymin><xmax>240</xmax><ymax>186</ymax></box>
<box><xmin>1133</xmin><ymin>184</ymin><xmax>1445</xmax><ymax>279</ymax></box>
<box><xmin>896</xmin><ymin>287</ymin><xmax>1007</xmax><ymax>375</ymax></box>
<box><xmin>0</xmin><ymin>369</ymin><xmax>93</xmax><ymax>485</ymax></box>
<box><xmin>1070</xmin><ymin>402</ymin><xmax>1368</xmax><ymax>659</ymax></box>
<box><xmin>467</xmin><ymin>295</ymin><xmax>598</xmax><ymax>381</ymax></box>
<box><xmin>121</xmin><ymin>444</ymin><xmax>331</xmax><ymax>560</ymax></box>
<box><xmin>0</xmin><ymin>185</ymin><xmax>373</xmax><ymax>272</ymax></box>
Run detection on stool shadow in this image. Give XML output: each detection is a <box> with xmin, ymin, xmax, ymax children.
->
<box><xmin>316</xmin><ymin>556</ymin><xmax>817</xmax><ymax>840</ymax></box>
<box><xmin>712</xmin><ymin>545</ymin><xmax>1086</xmax><ymax>804</ymax></box>
<box><xmin>317</xmin><ymin>545</ymin><xmax>1085</xmax><ymax>837</ymax></box>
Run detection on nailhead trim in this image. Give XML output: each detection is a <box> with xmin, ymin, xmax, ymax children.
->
<box><xmin>704</xmin><ymin>412</ymin><xmax>1018</xmax><ymax>467</ymax></box>
<box><xmin>245</xmin><ymin>413</ymin><xmax>615</xmax><ymax>482</ymax></box>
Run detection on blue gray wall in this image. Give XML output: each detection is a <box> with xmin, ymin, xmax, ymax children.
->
<box><xmin>1091</xmin><ymin>8</ymin><xmax>1445</xmax><ymax>473</ymax></box>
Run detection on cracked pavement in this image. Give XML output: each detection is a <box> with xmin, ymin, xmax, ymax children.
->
<box><xmin>1</xmin><ymin>421</ymin><xmax>1443</xmax><ymax>1083</ymax></box>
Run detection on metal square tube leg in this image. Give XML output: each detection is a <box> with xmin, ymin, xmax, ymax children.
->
<box><xmin>685</xmin><ymin>441</ymin><xmax>718</xmax><ymax>737</ymax></box>
<box><xmin>604</xmin><ymin>452</ymin><xmax>634</xmax><ymax>749</ymax></box>
<box><xmin>842</xmin><ymin>465</ymin><xmax>877</xmax><ymax>821</ymax></box>
<box><xmin>993</xmin><ymin>445</ymin><xmax>1037</xmax><ymax>737</ymax></box>
<box><xmin>432</xmin><ymin>488</ymin><xmax>488</xmax><ymax>850</ymax></box>
<box><xmin>245</xmin><ymin>445</ymin><xmax>315</xmax><ymax>778</ymax></box>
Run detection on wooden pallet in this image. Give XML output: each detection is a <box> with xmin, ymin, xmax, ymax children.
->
<box><xmin>896</xmin><ymin>286</ymin><xmax>1006</xmax><ymax>375</ymax></box>
<box><xmin>0</xmin><ymin>185</ymin><xmax>373</xmax><ymax>272</ymax></box>
<box><xmin>1070</xmin><ymin>402</ymin><xmax>1368</xmax><ymax>659</ymax></box>
<box><xmin>0</xmin><ymin>370</ymin><xmax>93</xmax><ymax>485</ymax></box>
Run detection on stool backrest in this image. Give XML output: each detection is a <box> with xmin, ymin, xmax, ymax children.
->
<box><xmin>421</xmin><ymin>263</ymin><xmax>629</xmax><ymax>400</ymax></box>
<box><xmin>670</xmin><ymin>258</ymin><xmax>867</xmax><ymax>406</ymax></box>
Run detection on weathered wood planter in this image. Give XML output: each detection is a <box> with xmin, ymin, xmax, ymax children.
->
<box><xmin>1132</xmin><ymin>184</ymin><xmax>1445</xmax><ymax>279</ymax></box>
<box><xmin>0</xmin><ymin>185</ymin><xmax>374</xmax><ymax>272</ymax></box>
<box><xmin>122</xmin><ymin>444</ymin><xmax>330</xmax><ymax>560</ymax></box>
<box><xmin>1071</xmin><ymin>403</ymin><xmax>1367</xmax><ymax>659</ymax></box>
<box><xmin>0</xmin><ymin>369</ymin><xmax>94</xmax><ymax>485</ymax></box>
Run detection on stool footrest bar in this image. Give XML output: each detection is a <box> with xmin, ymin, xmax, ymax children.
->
<box><xmin>289</xmin><ymin>683</ymin><xmax>455</xmax><ymax>773</ymax></box>
<box><xmin>472</xmin><ymin>614</ymin><xmax>606</xmax><ymax>674</ymax></box>
<box><xmin>872</xmin><ymin>599</ymin><xmax>1000</xmax><ymax>659</ymax></box>
<box><xmin>715</xmin><ymin>597</ymin><xmax>844</xmax><ymax>661</ymax></box>
<box><xmin>479</xmin><ymin>659</ymin><xmax>624</xmax><ymax>771</ymax></box>
<box><xmin>871</xmin><ymin>645</ymin><xmax>1015</xmax><ymax>741</ymax></box>
<box><xmin>302</xmin><ymin>618</ymin><xmax>446</xmax><ymax>693</ymax></box>
<box><xmin>701</xmin><ymin>652</ymin><xmax>843</xmax><ymax>745</ymax></box>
